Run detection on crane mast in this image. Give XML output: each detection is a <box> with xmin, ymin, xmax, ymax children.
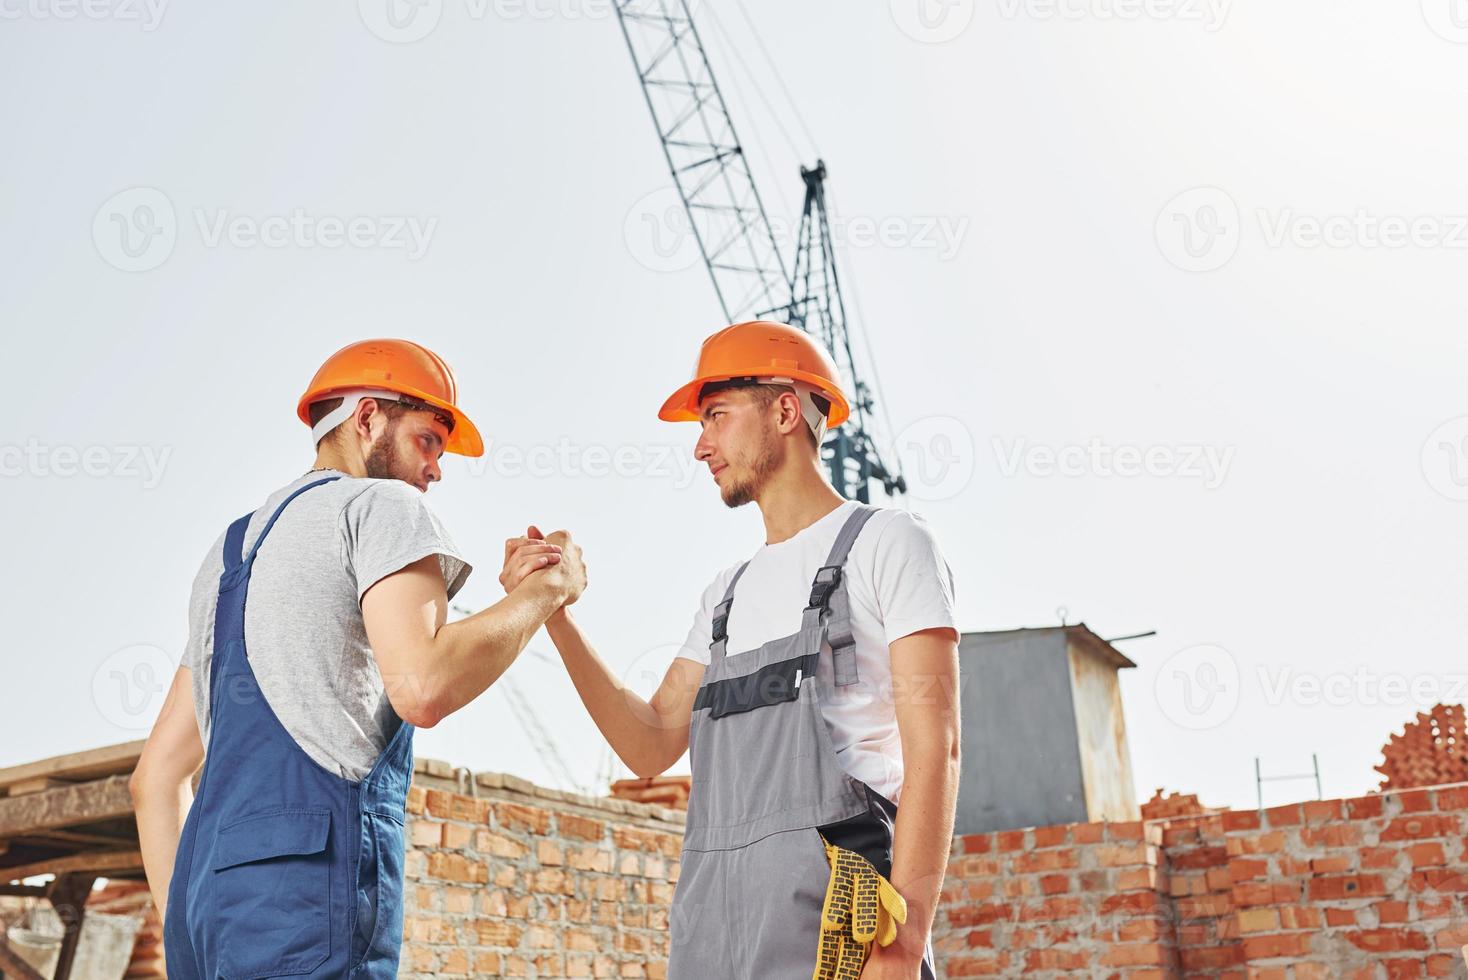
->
<box><xmin>614</xmin><ymin>0</ymin><xmax>905</xmax><ymax>501</ymax></box>
<box><xmin>613</xmin><ymin>0</ymin><xmax>788</xmax><ymax>323</ymax></box>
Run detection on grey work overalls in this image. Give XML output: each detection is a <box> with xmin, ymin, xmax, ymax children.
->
<box><xmin>669</xmin><ymin>504</ymin><xmax>936</xmax><ymax>980</ymax></box>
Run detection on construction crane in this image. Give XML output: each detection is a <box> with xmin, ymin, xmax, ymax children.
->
<box><xmin>613</xmin><ymin>0</ymin><xmax>906</xmax><ymax>502</ymax></box>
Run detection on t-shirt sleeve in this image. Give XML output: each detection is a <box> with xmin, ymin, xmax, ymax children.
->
<box><xmin>871</xmin><ymin>510</ymin><xmax>958</xmax><ymax>645</ymax></box>
<box><xmin>182</xmin><ymin>530</ymin><xmax>225</xmax><ymax>672</ymax></box>
<box><xmin>341</xmin><ymin>481</ymin><xmax>473</xmax><ymax>604</ymax></box>
<box><xmin>674</xmin><ymin>567</ymin><xmax>740</xmax><ymax>667</ymax></box>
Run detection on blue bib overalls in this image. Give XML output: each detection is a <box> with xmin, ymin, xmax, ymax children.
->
<box><xmin>164</xmin><ymin>476</ymin><xmax>415</xmax><ymax>979</ymax></box>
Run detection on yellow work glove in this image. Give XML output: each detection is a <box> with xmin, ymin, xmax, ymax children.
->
<box><xmin>812</xmin><ymin>833</ymin><xmax>908</xmax><ymax>980</ymax></box>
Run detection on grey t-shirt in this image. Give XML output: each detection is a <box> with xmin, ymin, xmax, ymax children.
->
<box><xmin>182</xmin><ymin>468</ymin><xmax>472</xmax><ymax>780</ymax></box>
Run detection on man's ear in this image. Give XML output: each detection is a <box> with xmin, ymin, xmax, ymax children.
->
<box><xmin>354</xmin><ymin>397</ymin><xmax>391</xmax><ymax>445</ymax></box>
<box><xmin>353</xmin><ymin>399</ymin><xmax>377</xmax><ymax>442</ymax></box>
<box><xmin>775</xmin><ymin>390</ymin><xmax>805</xmax><ymax>437</ymax></box>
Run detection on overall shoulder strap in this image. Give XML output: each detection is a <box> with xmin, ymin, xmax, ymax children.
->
<box><xmin>708</xmin><ymin>561</ymin><xmax>750</xmax><ymax>665</ymax></box>
<box><xmin>223</xmin><ymin>512</ymin><xmax>252</xmax><ymax>572</ymax></box>
<box><xmin>239</xmin><ymin>475</ymin><xmax>343</xmax><ymax>567</ymax></box>
<box><xmin>802</xmin><ymin>504</ymin><xmax>880</xmax><ymax>687</ymax></box>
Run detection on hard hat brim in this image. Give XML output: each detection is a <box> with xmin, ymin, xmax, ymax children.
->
<box><xmin>658</xmin><ymin>372</ymin><xmax>850</xmax><ymax>428</ymax></box>
<box><xmin>424</xmin><ymin>395</ymin><xmax>484</xmax><ymax>458</ymax></box>
<box><xmin>297</xmin><ymin>386</ymin><xmax>485</xmax><ymax>458</ymax></box>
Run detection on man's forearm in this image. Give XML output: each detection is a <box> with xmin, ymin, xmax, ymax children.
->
<box><xmin>400</xmin><ymin>582</ymin><xmax>564</xmax><ymax>724</ymax></box>
<box><xmin>544</xmin><ymin>609</ymin><xmax>687</xmax><ymax>776</ymax></box>
<box><xmin>132</xmin><ymin>777</ymin><xmax>194</xmax><ymax>924</ymax></box>
<box><xmin>887</xmin><ymin>742</ymin><xmax>961</xmax><ymax>961</ymax></box>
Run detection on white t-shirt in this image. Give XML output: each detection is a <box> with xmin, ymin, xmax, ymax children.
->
<box><xmin>676</xmin><ymin>501</ymin><xmax>957</xmax><ymax>804</ymax></box>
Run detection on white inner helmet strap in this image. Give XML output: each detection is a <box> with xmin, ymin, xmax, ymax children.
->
<box><xmin>763</xmin><ymin>376</ymin><xmax>830</xmax><ymax>446</ymax></box>
<box><xmin>308</xmin><ymin>388</ymin><xmax>407</xmax><ymax>448</ymax></box>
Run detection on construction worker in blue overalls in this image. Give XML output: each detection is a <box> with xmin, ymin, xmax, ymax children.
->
<box><xmin>503</xmin><ymin>321</ymin><xmax>962</xmax><ymax>979</ymax></box>
<box><xmin>130</xmin><ymin>339</ymin><xmax>586</xmax><ymax>978</ymax></box>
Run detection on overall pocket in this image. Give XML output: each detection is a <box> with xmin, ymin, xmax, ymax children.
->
<box><xmin>351</xmin><ymin>810</ymin><xmax>406</xmax><ymax>973</ymax></box>
<box><xmin>209</xmin><ymin>808</ymin><xmax>333</xmax><ymax>979</ymax></box>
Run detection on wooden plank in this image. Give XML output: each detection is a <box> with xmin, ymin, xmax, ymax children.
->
<box><xmin>4</xmin><ymin>850</ymin><xmax>140</xmax><ymax>883</ymax></box>
<box><xmin>0</xmin><ymin>742</ymin><xmax>145</xmax><ymax>794</ymax></box>
<box><xmin>13</xmin><ymin>829</ymin><xmax>135</xmax><ymax>848</ymax></box>
<box><xmin>7</xmin><ymin>778</ymin><xmax>69</xmax><ymax>798</ymax></box>
<box><xmin>0</xmin><ymin>776</ymin><xmax>134</xmax><ymax>840</ymax></box>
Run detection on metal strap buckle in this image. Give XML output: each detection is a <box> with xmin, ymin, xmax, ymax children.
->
<box><xmin>807</xmin><ymin>565</ymin><xmax>843</xmax><ymax>609</ymax></box>
<box><xmin>711</xmin><ymin>599</ymin><xmax>733</xmax><ymax>643</ymax></box>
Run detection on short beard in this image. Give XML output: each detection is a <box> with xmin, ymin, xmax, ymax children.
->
<box><xmin>364</xmin><ymin>419</ymin><xmax>402</xmax><ymax>481</ymax></box>
<box><xmin>720</xmin><ymin>428</ymin><xmax>780</xmax><ymax>509</ymax></box>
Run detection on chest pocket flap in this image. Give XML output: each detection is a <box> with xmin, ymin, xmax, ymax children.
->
<box><xmin>212</xmin><ymin>809</ymin><xmax>331</xmax><ymax>871</ymax></box>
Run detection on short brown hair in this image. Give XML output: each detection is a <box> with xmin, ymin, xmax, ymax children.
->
<box><xmin>308</xmin><ymin>395</ymin><xmax>450</xmax><ymax>446</ymax></box>
<box><xmin>732</xmin><ymin>383</ymin><xmax>819</xmax><ymax>452</ymax></box>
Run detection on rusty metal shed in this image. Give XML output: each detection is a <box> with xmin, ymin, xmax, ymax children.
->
<box><xmin>955</xmin><ymin>624</ymin><xmax>1142</xmax><ymax>835</ymax></box>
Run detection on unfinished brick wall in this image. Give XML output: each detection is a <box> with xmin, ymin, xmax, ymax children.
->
<box><xmin>396</xmin><ymin>758</ymin><xmax>1468</xmax><ymax>979</ymax></box>
<box><xmin>933</xmin><ymin>820</ymin><xmax>1179</xmax><ymax>978</ymax></box>
<box><xmin>400</xmin><ymin>761</ymin><xmax>684</xmax><ymax>979</ymax></box>
<box><xmin>1221</xmin><ymin>786</ymin><xmax>1468</xmax><ymax>978</ymax></box>
<box><xmin>1162</xmin><ymin>813</ymin><xmax>1241</xmax><ymax>977</ymax></box>
<box><xmin>934</xmin><ymin>782</ymin><xmax>1468</xmax><ymax>979</ymax></box>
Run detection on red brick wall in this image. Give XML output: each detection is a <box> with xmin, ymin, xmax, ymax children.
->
<box><xmin>934</xmin><ymin>819</ymin><xmax>1179</xmax><ymax>978</ymax></box>
<box><xmin>401</xmin><ymin>764</ymin><xmax>684</xmax><ymax>978</ymax></box>
<box><xmin>1162</xmin><ymin>813</ymin><xmax>1241</xmax><ymax>977</ymax></box>
<box><xmin>1221</xmin><ymin>786</ymin><xmax>1468</xmax><ymax>979</ymax></box>
<box><xmin>396</xmin><ymin>759</ymin><xmax>1468</xmax><ymax>979</ymax></box>
<box><xmin>934</xmin><ymin>782</ymin><xmax>1468</xmax><ymax>980</ymax></box>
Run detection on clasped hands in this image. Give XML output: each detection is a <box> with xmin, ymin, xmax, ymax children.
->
<box><xmin>499</xmin><ymin>525</ymin><xmax>588</xmax><ymax>613</ymax></box>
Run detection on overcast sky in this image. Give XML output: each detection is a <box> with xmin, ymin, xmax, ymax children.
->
<box><xmin>3</xmin><ymin>0</ymin><xmax>1466</xmax><ymax>815</ymax></box>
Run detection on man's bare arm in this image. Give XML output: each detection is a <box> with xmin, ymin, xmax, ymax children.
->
<box><xmin>130</xmin><ymin>666</ymin><xmax>205</xmax><ymax>923</ymax></box>
<box><xmin>545</xmin><ymin>608</ymin><xmax>704</xmax><ymax>777</ymax></box>
<box><xmin>873</xmin><ymin>627</ymin><xmax>961</xmax><ymax>971</ymax></box>
<box><xmin>364</xmin><ymin>553</ymin><xmax>578</xmax><ymax>727</ymax></box>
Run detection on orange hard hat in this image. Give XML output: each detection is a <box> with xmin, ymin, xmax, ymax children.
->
<box><xmin>658</xmin><ymin>320</ymin><xmax>850</xmax><ymax>427</ymax></box>
<box><xmin>297</xmin><ymin>339</ymin><xmax>484</xmax><ymax>457</ymax></box>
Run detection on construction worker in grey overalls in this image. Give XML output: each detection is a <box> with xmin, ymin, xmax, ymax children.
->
<box><xmin>130</xmin><ymin>339</ymin><xmax>585</xmax><ymax>978</ymax></box>
<box><xmin>505</xmin><ymin>321</ymin><xmax>962</xmax><ymax>979</ymax></box>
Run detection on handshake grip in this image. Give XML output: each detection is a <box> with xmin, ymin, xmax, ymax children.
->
<box><xmin>499</xmin><ymin>526</ymin><xmax>588</xmax><ymax>607</ymax></box>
